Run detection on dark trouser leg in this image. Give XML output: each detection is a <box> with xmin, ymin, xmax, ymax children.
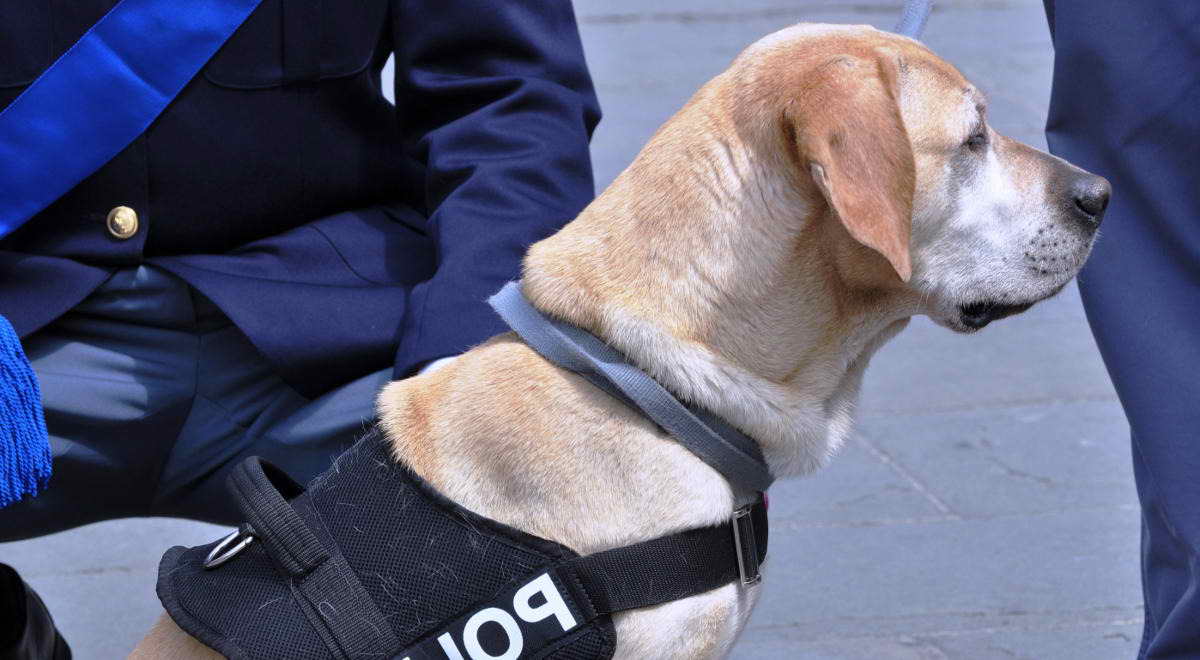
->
<box><xmin>0</xmin><ymin>267</ymin><xmax>196</xmax><ymax>541</ymax></box>
<box><xmin>0</xmin><ymin>265</ymin><xmax>394</xmax><ymax>659</ymax></box>
<box><xmin>0</xmin><ymin>265</ymin><xmax>392</xmax><ymax>538</ymax></box>
<box><xmin>149</xmin><ymin>290</ymin><xmax>391</xmax><ymax>523</ymax></box>
<box><xmin>1043</xmin><ymin>2</ymin><xmax>1200</xmax><ymax>657</ymax></box>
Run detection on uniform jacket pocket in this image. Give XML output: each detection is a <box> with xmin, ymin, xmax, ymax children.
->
<box><xmin>204</xmin><ymin>0</ymin><xmax>389</xmax><ymax>89</ymax></box>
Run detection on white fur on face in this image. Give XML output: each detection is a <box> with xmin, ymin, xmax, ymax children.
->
<box><xmin>906</xmin><ymin>95</ymin><xmax>1095</xmax><ymax>331</ymax></box>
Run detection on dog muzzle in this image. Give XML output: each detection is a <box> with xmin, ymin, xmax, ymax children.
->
<box><xmin>157</xmin><ymin>427</ymin><xmax>767</xmax><ymax>659</ymax></box>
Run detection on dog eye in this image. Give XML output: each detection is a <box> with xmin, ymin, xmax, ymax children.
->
<box><xmin>964</xmin><ymin>131</ymin><xmax>988</xmax><ymax>152</ymax></box>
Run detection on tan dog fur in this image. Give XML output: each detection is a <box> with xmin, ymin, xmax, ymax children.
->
<box><xmin>133</xmin><ymin>24</ymin><xmax>1105</xmax><ymax>659</ymax></box>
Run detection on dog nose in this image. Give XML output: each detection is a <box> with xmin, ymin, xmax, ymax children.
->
<box><xmin>1071</xmin><ymin>175</ymin><xmax>1110</xmax><ymax>227</ymax></box>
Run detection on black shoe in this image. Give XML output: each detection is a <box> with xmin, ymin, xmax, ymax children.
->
<box><xmin>0</xmin><ymin>564</ymin><xmax>70</xmax><ymax>660</ymax></box>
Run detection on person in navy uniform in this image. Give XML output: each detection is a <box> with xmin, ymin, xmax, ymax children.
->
<box><xmin>1042</xmin><ymin>1</ymin><xmax>1200</xmax><ymax>657</ymax></box>
<box><xmin>0</xmin><ymin>1</ymin><xmax>600</xmax><ymax>655</ymax></box>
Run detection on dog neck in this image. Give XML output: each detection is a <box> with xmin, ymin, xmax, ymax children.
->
<box><xmin>523</xmin><ymin>92</ymin><xmax>913</xmax><ymax>479</ymax></box>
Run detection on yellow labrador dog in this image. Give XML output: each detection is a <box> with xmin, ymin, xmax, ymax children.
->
<box><xmin>135</xmin><ymin>23</ymin><xmax>1108</xmax><ymax>659</ymax></box>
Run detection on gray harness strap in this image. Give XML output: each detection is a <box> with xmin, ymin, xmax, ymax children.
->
<box><xmin>488</xmin><ymin>281</ymin><xmax>774</xmax><ymax>492</ymax></box>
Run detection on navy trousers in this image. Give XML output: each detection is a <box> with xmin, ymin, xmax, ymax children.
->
<box><xmin>1044</xmin><ymin>2</ymin><xmax>1200</xmax><ymax>657</ymax></box>
<box><xmin>0</xmin><ymin>266</ymin><xmax>391</xmax><ymax>541</ymax></box>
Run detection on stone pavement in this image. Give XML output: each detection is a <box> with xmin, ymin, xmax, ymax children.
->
<box><xmin>0</xmin><ymin>1</ymin><xmax>1142</xmax><ymax>658</ymax></box>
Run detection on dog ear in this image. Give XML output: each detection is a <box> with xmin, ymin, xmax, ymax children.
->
<box><xmin>790</xmin><ymin>50</ymin><xmax>915</xmax><ymax>282</ymax></box>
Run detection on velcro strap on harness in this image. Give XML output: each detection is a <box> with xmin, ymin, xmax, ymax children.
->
<box><xmin>557</xmin><ymin>498</ymin><xmax>768</xmax><ymax>617</ymax></box>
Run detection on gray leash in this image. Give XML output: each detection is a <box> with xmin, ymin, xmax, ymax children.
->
<box><xmin>488</xmin><ymin>281</ymin><xmax>774</xmax><ymax>492</ymax></box>
<box><xmin>895</xmin><ymin>0</ymin><xmax>933</xmax><ymax>39</ymax></box>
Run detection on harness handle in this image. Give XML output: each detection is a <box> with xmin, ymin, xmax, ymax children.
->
<box><xmin>222</xmin><ymin>456</ymin><xmax>330</xmax><ymax>576</ymax></box>
<box><xmin>212</xmin><ymin>456</ymin><xmax>403</xmax><ymax>658</ymax></box>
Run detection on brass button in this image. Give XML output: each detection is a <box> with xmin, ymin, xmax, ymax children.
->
<box><xmin>106</xmin><ymin>206</ymin><xmax>139</xmax><ymax>240</ymax></box>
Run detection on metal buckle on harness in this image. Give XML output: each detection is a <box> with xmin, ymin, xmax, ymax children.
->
<box><xmin>204</xmin><ymin>525</ymin><xmax>255</xmax><ymax>570</ymax></box>
<box><xmin>731</xmin><ymin>506</ymin><xmax>761</xmax><ymax>586</ymax></box>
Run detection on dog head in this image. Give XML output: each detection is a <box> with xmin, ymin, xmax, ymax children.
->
<box><xmin>769</xmin><ymin>25</ymin><xmax>1109</xmax><ymax>331</ymax></box>
<box><xmin>517</xmin><ymin>23</ymin><xmax>1110</xmax><ymax>474</ymax></box>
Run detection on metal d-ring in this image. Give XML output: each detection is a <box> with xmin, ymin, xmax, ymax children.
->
<box><xmin>204</xmin><ymin>527</ymin><xmax>255</xmax><ymax>570</ymax></box>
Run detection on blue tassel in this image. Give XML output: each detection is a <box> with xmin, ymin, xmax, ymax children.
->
<box><xmin>0</xmin><ymin>313</ymin><xmax>50</xmax><ymax>509</ymax></box>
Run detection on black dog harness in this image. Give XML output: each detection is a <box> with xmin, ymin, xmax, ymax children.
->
<box><xmin>158</xmin><ymin>283</ymin><xmax>772</xmax><ymax>659</ymax></box>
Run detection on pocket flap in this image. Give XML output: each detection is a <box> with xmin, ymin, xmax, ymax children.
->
<box><xmin>204</xmin><ymin>0</ymin><xmax>389</xmax><ymax>89</ymax></box>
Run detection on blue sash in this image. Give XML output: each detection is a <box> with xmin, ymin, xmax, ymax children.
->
<box><xmin>0</xmin><ymin>0</ymin><xmax>262</xmax><ymax>508</ymax></box>
<box><xmin>0</xmin><ymin>0</ymin><xmax>263</xmax><ymax>238</ymax></box>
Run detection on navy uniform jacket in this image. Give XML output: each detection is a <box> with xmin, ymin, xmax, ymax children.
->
<box><xmin>0</xmin><ymin>0</ymin><xmax>600</xmax><ymax>397</ymax></box>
